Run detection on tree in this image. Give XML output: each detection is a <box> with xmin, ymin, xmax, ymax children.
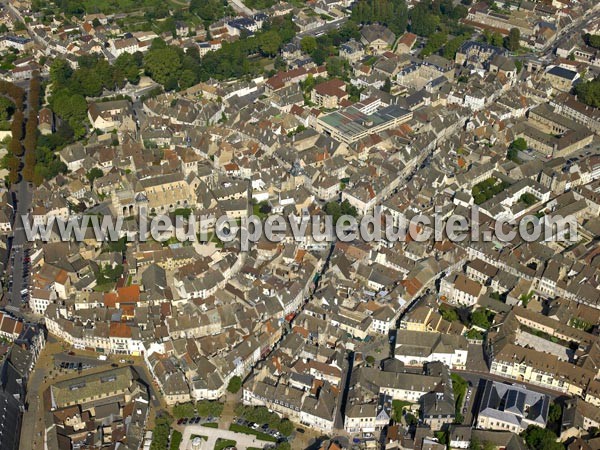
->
<box><xmin>178</xmin><ymin>69</ymin><xmax>198</xmax><ymax>90</ymax></box>
<box><xmin>421</xmin><ymin>31</ymin><xmax>447</xmax><ymax>56</ymax></box>
<box><xmin>584</xmin><ymin>33</ymin><xmax>600</xmax><ymax>49</ymax></box>
<box><xmin>115</xmin><ymin>52</ymin><xmax>142</xmax><ymax>84</ymax></box>
<box><xmin>260</xmin><ymin>30</ymin><xmax>283</xmax><ymax>56</ymax></box>
<box><xmin>325</xmin><ymin>201</ymin><xmax>342</xmax><ymax>223</ymax></box>
<box><xmin>522</xmin><ymin>425</ymin><xmax>563</xmax><ymax>450</ymax></box>
<box><xmin>351</xmin><ymin>0</ymin><xmax>409</xmax><ymax>35</ymax></box>
<box><xmin>405</xmin><ymin>412</ymin><xmax>418</xmax><ymax>426</ymax></box>
<box><xmin>172</xmin><ymin>402</ymin><xmax>196</xmax><ymax>419</ymax></box>
<box><xmin>382</xmin><ymin>77</ymin><xmax>392</xmax><ymax>93</ymax></box>
<box><xmin>144</xmin><ymin>46</ymin><xmax>183</xmax><ymax>87</ymax></box>
<box><xmin>326</xmin><ymin>56</ymin><xmax>347</xmax><ymax>79</ymax></box>
<box><xmin>515</xmin><ymin>59</ymin><xmax>523</xmax><ymax>73</ymax></box>
<box><xmin>50</xmin><ymin>58</ymin><xmax>73</xmax><ymax>87</ymax></box>
<box><xmin>97</xmin><ymin>264</ymin><xmax>124</xmax><ymax>285</ymax></box>
<box><xmin>0</xmin><ymin>97</ymin><xmax>14</xmax><ymax>121</ymax></box>
<box><xmin>301</xmin><ymin>36</ymin><xmax>318</xmax><ymax>55</ymax></box>
<box><xmin>439</xmin><ymin>305</ymin><xmax>459</xmax><ymax>322</ymax></box>
<box><xmin>11</xmin><ymin>109</ymin><xmax>24</xmax><ymax>141</ymax></box>
<box><xmin>443</xmin><ymin>34</ymin><xmax>469</xmax><ymax>59</ymax></box>
<box><xmin>520</xmin><ymin>193</ymin><xmax>538</xmax><ymax>206</ymax></box>
<box><xmin>312</xmin><ymin>46</ymin><xmax>330</xmax><ymax>65</ymax></box>
<box><xmin>511</xmin><ymin>137</ymin><xmax>527</xmax><ymax>151</ymax></box>
<box><xmin>277</xmin><ymin>419</ymin><xmax>294</xmax><ymax>436</ymax></box>
<box><xmin>50</xmin><ymin>90</ymin><xmax>88</xmax><ymax>139</ymax></box>
<box><xmin>574</xmin><ymin>77</ymin><xmax>600</xmax><ymax>108</ymax></box>
<box><xmin>86</xmin><ymin>168</ymin><xmax>104</xmax><ymax>186</ymax></box>
<box><xmin>9</xmin><ymin>138</ymin><xmax>23</xmax><ymax>157</ymax></box>
<box><xmin>505</xmin><ymin>27</ymin><xmax>520</xmax><ymax>51</ymax></box>
<box><xmin>189</xmin><ymin>0</ymin><xmax>230</xmax><ymax>22</ymax></box>
<box><xmin>508</xmin><ymin>137</ymin><xmax>526</xmax><ymax>162</ymax></box>
<box><xmin>365</xmin><ymin>355</ymin><xmax>376</xmax><ymax>366</ymax></box>
<box><xmin>490</xmin><ymin>31</ymin><xmax>504</xmax><ymax>47</ymax></box>
<box><xmin>548</xmin><ymin>402</ymin><xmax>562</xmax><ymax>425</ymax></box>
<box><xmin>150</xmin><ymin>411</ymin><xmax>173</xmax><ymax>450</ymax></box>
<box><xmin>227</xmin><ymin>376</ymin><xmax>242</xmax><ymax>393</ymax></box>
<box><xmin>410</xmin><ymin>4</ymin><xmax>440</xmax><ymax>37</ymax></box>
<box><xmin>470</xmin><ymin>309</ymin><xmax>494</xmax><ymax>329</ymax></box>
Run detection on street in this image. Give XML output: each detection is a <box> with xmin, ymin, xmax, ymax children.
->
<box><xmin>6</xmin><ymin>179</ymin><xmax>33</xmax><ymax>316</ymax></box>
<box><xmin>334</xmin><ymin>351</ymin><xmax>354</xmax><ymax>431</ymax></box>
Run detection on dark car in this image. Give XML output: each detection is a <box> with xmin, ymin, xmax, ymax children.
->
<box><xmin>296</xmin><ymin>428</ymin><xmax>305</xmax><ymax>434</ymax></box>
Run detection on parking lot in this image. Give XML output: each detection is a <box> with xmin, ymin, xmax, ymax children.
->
<box><xmin>232</xmin><ymin>417</ymin><xmax>286</xmax><ymax>442</ymax></box>
<box><xmin>176</xmin><ymin>416</ymin><xmax>218</xmax><ymax>426</ymax></box>
<box><xmin>54</xmin><ymin>353</ymin><xmax>110</xmax><ymax>371</ymax></box>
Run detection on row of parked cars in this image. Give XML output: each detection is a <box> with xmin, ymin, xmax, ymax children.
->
<box><xmin>176</xmin><ymin>416</ymin><xmax>218</xmax><ymax>425</ymax></box>
<box><xmin>57</xmin><ymin>361</ymin><xmax>92</xmax><ymax>370</ymax></box>
<box><xmin>233</xmin><ymin>417</ymin><xmax>285</xmax><ymax>440</ymax></box>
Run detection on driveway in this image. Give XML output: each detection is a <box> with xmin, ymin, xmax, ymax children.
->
<box><xmin>179</xmin><ymin>424</ymin><xmax>273</xmax><ymax>450</ymax></box>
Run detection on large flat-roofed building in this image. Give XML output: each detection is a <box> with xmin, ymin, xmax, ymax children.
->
<box><xmin>476</xmin><ymin>380</ymin><xmax>550</xmax><ymax>433</ymax></box>
<box><xmin>316</xmin><ymin>101</ymin><xmax>412</xmax><ymax>144</ymax></box>
<box><xmin>48</xmin><ymin>366</ymin><xmax>147</xmax><ymax>410</ymax></box>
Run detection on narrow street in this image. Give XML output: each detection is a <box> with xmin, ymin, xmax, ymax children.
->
<box><xmin>333</xmin><ymin>351</ymin><xmax>354</xmax><ymax>431</ymax></box>
<box><xmin>7</xmin><ymin>179</ymin><xmax>33</xmax><ymax>315</ymax></box>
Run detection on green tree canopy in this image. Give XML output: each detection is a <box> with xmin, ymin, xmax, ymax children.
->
<box><xmin>575</xmin><ymin>77</ymin><xmax>600</xmax><ymax>108</ymax></box>
<box><xmin>227</xmin><ymin>376</ymin><xmax>242</xmax><ymax>393</ymax></box>
<box><xmin>351</xmin><ymin>0</ymin><xmax>409</xmax><ymax>35</ymax></box>
<box><xmin>505</xmin><ymin>27</ymin><xmax>520</xmax><ymax>51</ymax></box>
<box><xmin>86</xmin><ymin>168</ymin><xmax>104</xmax><ymax>186</ymax></box>
<box><xmin>522</xmin><ymin>425</ymin><xmax>563</xmax><ymax>450</ymax></box>
<box><xmin>144</xmin><ymin>45</ymin><xmax>184</xmax><ymax>88</ymax></box>
<box><xmin>410</xmin><ymin>3</ymin><xmax>440</xmax><ymax>37</ymax></box>
<box><xmin>301</xmin><ymin>36</ymin><xmax>318</xmax><ymax>54</ymax></box>
<box><xmin>277</xmin><ymin>419</ymin><xmax>294</xmax><ymax>436</ymax></box>
<box><xmin>0</xmin><ymin>97</ymin><xmax>15</xmax><ymax>121</ymax></box>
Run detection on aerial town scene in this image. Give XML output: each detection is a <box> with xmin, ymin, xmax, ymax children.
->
<box><xmin>0</xmin><ymin>0</ymin><xmax>600</xmax><ymax>449</ymax></box>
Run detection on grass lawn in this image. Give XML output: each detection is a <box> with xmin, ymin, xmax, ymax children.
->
<box><xmin>170</xmin><ymin>430</ymin><xmax>182</xmax><ymax>450</ymax></box>
<box><xmin>202</xmin><ymin>422</ymin><xmax>218</xmax><ymax>428</ymax></box>
<box><xmin>229</xmin><ymin>424</ymin><xmax>277</xmax><ymax>442</ymax></box>
<box><xmin>214</xmin><ymin>438</ymin><xmax>237</xmax><ymax>450</ymax></box>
